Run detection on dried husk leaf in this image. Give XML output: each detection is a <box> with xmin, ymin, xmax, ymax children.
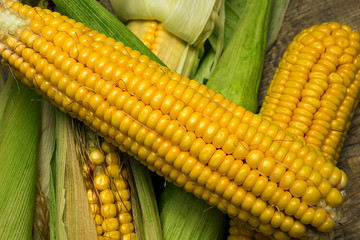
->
<box><xmin>51</xmin><ymin>110</ymin><xmax>97</xmax><ymax>240</ymax></box>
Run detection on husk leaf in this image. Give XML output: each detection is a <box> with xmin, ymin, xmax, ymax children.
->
<box><xmin>110</xmin><ymin>0</ymin><xmax>223</xmax><ymax>47</ymax></box>
<box><xmin>0</xmin><ymin>76</ymin><xmax>41</xmax><ymax>239</ymax></box>
<box><xmin>206</xmin><ymin>0</ymin><xmax>273</xmax><ymax>113</ymax></box>
<box><xmin>51</xmin><ymin>110</ymin><xmax>97</xmax><ymax>240</ymax></box>
<box><xmin>159</xmin><ymin>183</ymin><xmax>227</xmax><ymax>240</ymax></box>
<box><xmin>127</xmin><ymin>157</ymin><xmax>163</xmax><ymax>240</ymax></box>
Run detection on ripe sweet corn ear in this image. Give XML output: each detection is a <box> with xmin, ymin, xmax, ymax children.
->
<box><xmin>260</xmin><ymin>22</ymin><xmax>360</xmax><ymax>163</ymax></box>
<box><xmin>0</xmin><ymin>1</ymin><xmax>355</xmax><ymax>238</ymax></box>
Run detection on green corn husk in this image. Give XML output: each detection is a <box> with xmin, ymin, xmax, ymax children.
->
<box><xmin>194</xmin><ymin>0</ymin><xmax>289</xmax><ymax>90</ymax></box>
<box><xmin>0</xmin><ymin>67</ymin><xmax>5</xmax><ymax>91</ymax></box>
<box><xmin>192</xmin><ymin>0</ymin><xmax>247</xmax><ymax>83</ymax></box>
<box><xmin>49</xmin><ymin>161</ymin><xmax>57</xmax><ymax>240</ymax></box>
<box><xmin>0</xmin><ymin>76</ymin><xmax>42</xmax><ymax>239</ymax></box>
<box><xmin>267</xmin><ymin>0</ymin><xmax>290</xmax><ymax>50</ymax></box>
<box><xmin>127</xmin><ymin>158</ymin><xmax>164</xmax><ymax>240</ymax></box>
<box><xmin>159</xmin><ymin>183</ymin><xmax>227</xmax><ymax>240</ymax></box>
<box><xmin>206</xmin><ymin>0</ymin><xmax>273</xmax><ymax>113</ymax></box>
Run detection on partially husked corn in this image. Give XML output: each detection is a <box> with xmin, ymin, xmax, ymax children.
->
<box><xmin>83</xmin><ymin>138</ymin><xmax>136</xmax><ymax>239</ymax></box>
<box><xmin>126</xmin><ymin>20</ymin><xmax>188</xmax><ymax>73</ymax></box>
<box><xmin>0</xmin><ymin>1</ymin><xmax>354</xmax><ymax>238</ymax></box>
<box><xmin>260</xmin><ymin>22</ymin><xmax>360</xmax><ymax>164</ymax></box>
<box><xmin>75</xmin><ymin>121</ymin><xmax>135</xmax><ymax>240</ymax></box>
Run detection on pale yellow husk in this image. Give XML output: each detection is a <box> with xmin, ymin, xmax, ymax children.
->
<box><xmin>110</xmin><ymin>0</ymin><xmax>222</xmax><ymax>47</ymax></box>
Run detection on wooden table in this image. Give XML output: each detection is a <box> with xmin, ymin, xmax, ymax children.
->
<box><xmin>259</xmin><ymin>1</ymin><xmax>360</xmax><ymax>239</ymax></box>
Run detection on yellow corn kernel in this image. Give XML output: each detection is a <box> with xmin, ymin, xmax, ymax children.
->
<box><xmin>96</xmin><ymin>225</ymin><xmax>104</xmax><ymax>236</ymax></box>
<box><xmin>102</xmin><ymin>218</ymin><xmax>120</xmax><ymax>232</ymax></box>
<box><xmin>118</xmin><ymin>212</ymin><xmax>133</xmax><ymax>224</ymax></box>
<box><xmin>89</xmin><ymin>148</ymin><xmax>105</xmax><ymax>165</ymax></box>
<box><xmin>301</xmin><ymin>186</ymin><xmax>322</xmax><ymax>206</ymax></box>
<box><xmin>119</xmin><ymin>222</ymin><xmax>135</xmax><ymax>235</ymax></box>
<box><xmin>103</xmin><ymin>231</ymin><xmax>121</xmax><ymax>240</ymax></box>
<box><xmin>105</xmin><ymin>152</ymin><xmax>120</xmax><ymax>165</ymax></box>
<box><xmin>94</xmin><ymin>173</ymin><xmax>111</xmax><ymax>191</ymax></box>
<box><xmin>87</xmin><ymin>189</ymin><xmax>99</xmax><ymax>204</ymax></box>
<box><xmin>101</xmin><ymin>204</ymin><xmax>117</xmax><ymax>219</ymax></box>
<box><xmin>122</xmin><ymin>233</ymin><xmax>137</xmax><ymax>240</ymax></box>
<box><xmin>99</xmin><ymin>189</ymin><xmax>115</xmax><ymax>204</ymax></box>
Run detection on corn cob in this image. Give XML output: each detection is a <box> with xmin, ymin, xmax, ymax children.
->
<box><xmin>0</xmin><ymin>1</ymin><xmax>353</xmax><ymax>238</ymax></box>
<box><xmin>74</xmin><ymin>125</ymin><xmax>136</xmax><ymax>240</ymax></box>
<box><xmin>260</xmin><ymin>22</ymin><xmax>360</xmax><ymax>164</ymax></box>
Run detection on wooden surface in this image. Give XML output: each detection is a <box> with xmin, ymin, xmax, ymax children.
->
<box><xmin>258</xmin><ymin>1</ymin><xmax>360</xmax><ymax>239</ymax></box>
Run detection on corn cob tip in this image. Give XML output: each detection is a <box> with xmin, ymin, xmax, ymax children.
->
<box><xmin>0</xmin><ymin>1</ymin><xmax>27</xmax><ymax>34</ymax></box>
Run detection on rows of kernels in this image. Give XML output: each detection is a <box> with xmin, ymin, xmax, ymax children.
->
<box><xmin>322</xmin><ymin>70</ymin><xmax>360</xmax><ymax>162</ymax></box>
<box><xmin>3</xmin><ymin>36</ymin><xmax>338</xmax><ymax>239</ymax></box>
<box><xmin>126</xmin><ymin>20</ymin><xmax>159</xmax><ymax>50</ymax></box>
<box><xmin>1</xmin><ymin>2</ymin><xmax>347</xmax><ymax>237</ymax></box>
<box><xmin>87</xmin><ymin>140</ymin><xmax>136</xmax><ymax>239</ymax></box>
<box><xmin>11</xmin><ymin>23</ymin><xmax>342</xmax><ymax>206</ymax></box>
<box><xmin>14</xmin><ymin>0</ymin><xmax>272</xmax><ymax>126</ymax></box>
<box><xmin>17</xmin><ymin>4</ymin><xmax>143</xmax><ymax>69</ymax></box>
<box><xmin>2</xmin><ymin>30</ymin><xmax>338</xmax><ymax>236</ymax></box>
<box><xmin>228</xmin><ymin>218</ymin><xmax>279</xmax><ymax>240</ymax></box>
<box><xmin>2</xmin><ymin>46</ymin><xmax>310</xmax><ymax>239</ymax></box>
<box><xmin>118</xmin><ymin>58</ymin><xmax>343</xmax><ymax>198</ymax></box>
<box><xmin>260</xmin><ymin>22</ymin><xmax>360</xmax><ymax>164</ymax></box>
